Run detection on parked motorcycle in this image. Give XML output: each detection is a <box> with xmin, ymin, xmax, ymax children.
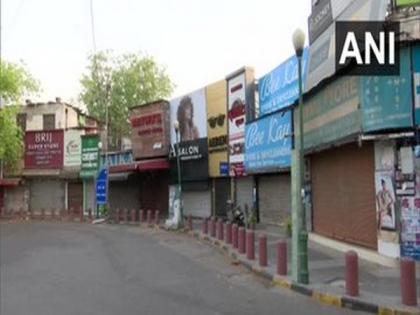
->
<box><xmin>226</xmin><ymin>200</ymin><xmax>245</xmax><ymax>226</ymax></box>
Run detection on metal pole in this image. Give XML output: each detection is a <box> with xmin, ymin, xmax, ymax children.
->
<box><xmin>297</xmin><ymin>55</ymin><xmax>309</xmax><ymax>284</ymax></box>
<box><xmin>175</xmin><ymin>130</ymin><xmax>183</xmax><ymax>226</ymax></box>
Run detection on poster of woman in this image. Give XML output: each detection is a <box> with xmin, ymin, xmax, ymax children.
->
<box><xmin>375</xmin><ymin>172</ymin><xmax>397</xmax><ymax>231</ymax></box>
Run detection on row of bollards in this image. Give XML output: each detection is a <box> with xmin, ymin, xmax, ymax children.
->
<box><xmin>0</xmin><ymin>207</ymin><xmax>94</xmax><ymax>222</ymax></box>
<box><xmin>196</xmin><ymin>216</ymin><xmax>419</xmax><ymax>307</ymax></box>
<box><xmin>114</xmin><ymin>208</ymin><xmax>160</xmax><ymax>226</ymax></box>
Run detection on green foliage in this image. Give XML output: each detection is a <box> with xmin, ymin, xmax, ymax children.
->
<box><xmin>0</xmin><ymin>106</ymin><xmax>23</xmax><ymax>171</ymax></box>
<box><xmin>80</xmin><ymin>51</ymin><xmax>174</xmax><ymax>149</ymax></box>
<box><xmin>0</xmin><ymin>60</ymin><xmax>40</xmax><ymax>104</ymax></box>
<box><xmin>0</xmin><ymin>60</ymin><xmax>39</xmax><ymax>171</ymax></box>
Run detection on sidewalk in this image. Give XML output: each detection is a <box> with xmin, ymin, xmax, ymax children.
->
<box><xmin>191</xmin><ymin>219</ymin><xmax>420</xmax><ymax>314</ymax></box>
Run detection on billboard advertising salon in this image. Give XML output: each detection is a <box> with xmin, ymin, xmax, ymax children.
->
<box><xmin>245</xmin><ymin>110</ymin><xmax>292</xmax><ymax>173</ymax></box>
<box><xmin>24</xmin><ymin>130</ymin><xmax>64</xmax><ymax>169</ymax></box>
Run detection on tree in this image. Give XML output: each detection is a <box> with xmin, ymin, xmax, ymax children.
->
<box><xmin>80</xmin><ymin>51</ymin><xmax>174</xmax><ymax>149</ymax></box>
<box><xmin>0</xmin><ymin>60</ymin><xmax>39</xmax><ymax>173</ymax></box>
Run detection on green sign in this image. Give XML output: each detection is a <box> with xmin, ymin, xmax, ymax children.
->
<box><xmin>396</xmin><ymin>0</ymin><xmax>420</xmax><ymax>7</ymax></box>
<box><xmin>80</xmin><ymin>135</ymin><xmax>99</xmax><ymax>178</ymax></box>
<box><xmin>361</xmin><ymin>47</ymin><xmax>413</xmax><ymax>132</ymax></box>
<box><xmin>299</xmin><ymin>76</ymin><xmax>361</xmax><ymax>150</ymax></box>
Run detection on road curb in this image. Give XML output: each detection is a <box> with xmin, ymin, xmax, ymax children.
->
<box><xmin>189</xmin><ymin>229</ymin><xmax>420</xmax><ymax>315</ymax></box>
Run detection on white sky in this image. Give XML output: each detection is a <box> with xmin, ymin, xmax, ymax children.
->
<box><xmin>2</xmin><ymin>0</ymin><xmax>310</xmax><ymax>106</ymax></box>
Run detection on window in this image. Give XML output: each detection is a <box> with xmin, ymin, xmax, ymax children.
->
<box><xmin>16</xmin><ymin>113</ymin><xmax>27</xmax><ymax>131</ymax></box>
<box><xmin>43</xmin><ymin>114</ymin><xmax>55</xmax><ymax>130</ymax></box>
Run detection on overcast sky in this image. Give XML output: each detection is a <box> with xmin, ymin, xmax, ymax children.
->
<box><xmin>2</xmin><ymin>0</ymin><xmax>310</xmax><ymax>105</ymax></box>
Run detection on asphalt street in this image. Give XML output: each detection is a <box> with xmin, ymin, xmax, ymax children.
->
<box><xmin>0</xmin><ymin>222</ymin><xmax>369</xmax><ymax>315</ymax></box>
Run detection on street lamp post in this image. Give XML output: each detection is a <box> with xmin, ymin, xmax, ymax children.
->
<box><xmin>291</xmin><ymin>28</ymin><xmax>309</xmax><ymax>284</ymax></box>
<box><xmin>174</xmin><ymin>120</ymin><xmax>184</xmax><ymax>227</ymax></box>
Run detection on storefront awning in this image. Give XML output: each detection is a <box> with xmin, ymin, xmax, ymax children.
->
<box><xmin>136</xmin><ymin>158</ymin><xmax>169</xmax><ymax>172</ymax></box>
<box><xmin>109</xmin><ymin>163</ymin><xmax>136</xmax><ymax>174</ymax></box>
<box><xmin>0</xmin><ymin>178</ymin><xmax>21</xmax><ymax>187</ymax></box>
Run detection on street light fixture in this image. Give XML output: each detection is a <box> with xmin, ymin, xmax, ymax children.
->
<box><xmin>292</xmin><ymin>28</ymin><xmax>309</xmax><ymax>284</ymax></box>
<box><xmin>173</xmin><ymin>120</ymin><xmax>184</xmax><ymax>227</ymax></box>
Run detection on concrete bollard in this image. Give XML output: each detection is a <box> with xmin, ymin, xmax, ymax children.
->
<box><xmin>345</xmin><ymin>251</ymin><xmax>359</xmax><ymax>297</ymax></box>
<box><xmin>131</xmin><ymin>209</ymin><xmax>136</xmax><ymax>223</ymax></box>
<box><xmin>259</xmin><ymin>234</ymin><xmax>268</xmax><ymax>267</ymax></box>
<box><xmin>246</xmin><ymin>230</ymin><xmax>255</xmax><ymax>260</ymax></box>
<box><xmin>69</xmin><ymin>207</ymin><xmax>74</xmax><ymax>221</ymax></box>
<box><xmin>155</xmin><ymin>210</ymin><xmax>160</xmax><ymax>225</ymax></box>
<box><xmin>147</xmin><ymin>210</ymin><xmax>152</xmax><ymax>225</ymax></box>
<box><xmin>238</xmin><ymin>227</ymin><xmax>246</xmax><ymax>254</ymax></box>
<box><xmin>277</xmin><ymin>241</ymin><xmax>287</xmax><ymax>276</ymax></box>
<box><xmin>232</xmin><ymin>224</ymin><xmax>238</xmax><ymax>249</ymax></box>
<box><xmin>226</xmin><ymin>222</ymin><xmax>232</xmax><ymax>244</ymax></box>
<box><xmin>217</xmin><ymin>219</ymin><xmax>224</xmax><ymax>241</ymax></box>
<box><xmin>210</xmin><ymin>217</ymin><xmax>216</xmax><ymax>237</ymax></box>
<box><xmin>88</xmin><ymin>208</ymin><xmax>92</xmax><ymax>221</ymax></box>
<box><xmin>400</xmin><ymin>257</ymin><xmax>417</xmax><ymax>306</ymax></box>
<box><xmin>140</xmin><ymin>209</ymin><xmax>146</xmax><ymax>223</ymax></box>
<box><xmin>188</xmin><ymin>215</ymin><xmax>193</xmax><ymax>230</ymax></box>
<box><xmin>202</xmin><ymin>218</ymin><xmax>208</xmax><ymax>234</ymax></box>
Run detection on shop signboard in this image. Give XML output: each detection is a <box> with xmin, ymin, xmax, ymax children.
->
<box><xmin>96</xmin><ymin>168</ymin><xmax>108</xmax><ymax>206</ymax></box>
<box><xmin>131</xmin><ymin>100</ymin><xmax>170</xmax><ymax>159</ymax></box>
<box><xmin>258</xmin><ymin>48</ymin><xmax>309</xmax><ymax>116</ymax></box>
<box><xmin>301</xmin><ymin>76</ymin><xmax>361</xmax><ymax>150</ymax></box>
<box><xmin>396</xmin><ymin>0</ymin><xmax>420</xmax><ymax>6</ymax></box>
<box><xmin>413</xmin><ymin>44</ymin><xmax>420</xmax><ymax>125</ymax></box>
<box><xmin>308</xmin><ymin>0</ymin><xmax>333</xmax><ymax>44</ymax></box>
<box><xmin>361</xmin><ymin>47</ymin><xmax>413</xmax><ymax>132</ymax></box>
<box><xmin>24</xmin><ymin>130</ymin><xmax>64</xmax><ymax>169</ymax></box>
<box><xmin>244</xmin><ymin>110</ymin><xmax>292</xmax><ymax>173</ymax></box>
<box><xmin>206</xmin><ymin>80</ymin><xmax>228</xmax><ymax>177</ymax></box>
<box><xmin>80</xmin><ymin>135</ymin><xmax>99</xmax><ymax>178</ymax></box>
<box><xmin>64</xmin><ymin>129</ymin><xmax>83</xmax><ymax>167</ymax></box>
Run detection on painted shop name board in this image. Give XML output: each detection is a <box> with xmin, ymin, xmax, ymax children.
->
<box><xmin>24</xmin><ymin>130</ymin><xmax>64</xmax><ymax>169</ymax></box>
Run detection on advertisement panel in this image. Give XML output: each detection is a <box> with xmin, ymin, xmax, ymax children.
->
<box><xmin>64</xmin><ymin>129</ymin><xmax>83</xmax><ymax>167</ymax></box>
<box><xmin>244</xmin><ymin>111</ymin><xmax>292</xmax><ymax>173</ymax></box>
<box><xmin>305</xmin><ymin>0</ymin><xmax>388</xmax><ymax>92</ymax></box>
<box><xmin>206</xmin><ymin>80</ymin><xmax>228</xmax><ymax>177</ymax></box>
<box><xmin>169</xmin><ymin>88</ymin><xmax>209</xmax><ymax>181</ymax></box>
<box><xmin>413</xmin><ymin>44</ymin><xmax>420</xmax><ymax>125</ymax></box>
<box><xmin>80</xmin><ymin>135</ymin><xmax>99</xmax><ymax>178</ymax></box>
<box><xmin>361</xmin><ymin>47</ymin><xmax>413</xmax><ymax>132</ymax></box>
<box><xmin>228</xmin><ymin>72</ymin><xmax>246</xmax><ymax>176</ymax></box>
<box><xmin>24</xmin><ymin>130</ymin><xmax>64</xmax><ymax>169</ymax></box>
<box><xmin>302</xmin><ymin>76</ymin><xmax>361</xmax><ymax>150</ymax></box>
<box><xmin>259</xmin><ymin>48</ymin><xmax>309</xmax><ymax>116</ymax></box>
<box><xmin>308</xmin><ymin>0</ymin><xmax>333</xmax><ymax>44</ymax></box>
<box><xmin>130</xmin><ymin>100</ymin><xmax>170</xmax><ymax>159</ymax></box>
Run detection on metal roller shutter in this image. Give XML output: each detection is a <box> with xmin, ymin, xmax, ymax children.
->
<box><xmin>68</xmin><ymin>182</ymin><xmax>83</xmax><ymax>214</ymax></box>
<box><xmin>29</xmin><ymin>179</ymin><xmax>65</xmax><ymax>214</ymax></box>
<box><xmin>109</xmin><ymin>179</ymin><xmax>141</xmax><ymax>212</ymax></box>
<box><xmin>311</xmin><ymin>142</ymin><xmax>377</xmax><ymax>249</ymax></box>
<box><xmin>258</xmin><ymin>174</ymin><xmax>291</xmax><ymax>225</ymax></box>
<box><xmin>236</xmin><ymin>176</ymin><xmax>254</xmax><ymax>213</ymax></box>
<box><xmin>183</xmin><ymin>189</ymin><xmax>211</xmax><ymax>218</ymax></box>
<box><xmin>214</xmin><ymin>178</ymin><xmax>230</xmax><ymax>217</ymax></box>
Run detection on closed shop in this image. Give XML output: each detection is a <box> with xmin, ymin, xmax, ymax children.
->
<box><xmin>4</xmin><ymin>186</ymin><xmax>28</xmax><ymax>212</ymax></box>
<box><xmin>139</xmin><ymin>171</ymin><xmax>169</xmax><ymax>216</ymax></box>
<box><xmin>213</xmin><ymin>178</ymin><xmax>230</xmax><ymax>217</ymax></box>
<box><xmin>236</xmin><ymin>176</ymin><xmax>254</xmax><ymax>213</ymax></box>
<box><xmin>258</xmin><ymin>173</ymin><xmax>291</xmax><ymax>225</ymax></box>
<box><xmin>29</xmin><ymin>179</ymin><xmax>65</xmax><ymax>214</ymax></box>
<box><xmin>109</xmin><ymin>174</ymin><xmax>140</xmax><ymax>211</ymax></box>
<box><xmin>183</xmin><ymin>181</ymin><xmax>211</xmax><ymax>218</ymax></box>
<box><xmin>311</xmin><ymin>142</ymin><xmax>377</xmax><ymax>249</ymax></box>
<box><xmin>68</xmin><ymin>181</ymin><xmax>83</xmax><ymax>213</ymax></box>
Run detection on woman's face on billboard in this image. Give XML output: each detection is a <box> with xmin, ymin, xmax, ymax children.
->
<box><xmin>184</xmin><ymin>105</ymin><xmax>192</xmax><ymax>121</ymax></box>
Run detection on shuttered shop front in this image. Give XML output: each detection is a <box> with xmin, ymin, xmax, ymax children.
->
<box><xmin>311</xmin><ymin>142</ymin><xmax>377</xmax><ymax>249</ymax></box>
<box><xmin>183</xmin><ymin>181</ymin><xmax>211</xmax><ymax>218</ymax></box>
<box><xmin>258</xmin><ymin>174</ymin><xmax>291</xmax><ymax>225</ymax></box>
<box><xmin>236</xmin><ymin>176</ymin><xmax>254</xmax><ymax>212</ymax></box>
<box><xmin>29</xmin><ymin>179</ymin><xmax>65</xmax><ymax>213</ymax></box>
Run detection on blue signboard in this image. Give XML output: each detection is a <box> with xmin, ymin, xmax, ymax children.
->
<box><xmin>244</xmin><ymin>111</ymin><xmax>292</xmax><ymax>173</ymax></box>
<box><xmin>413</xmin><ymin>44</ymin><xmax>420</xmax><ymax>125</ymax></box>
<box><xmin>101</xmin><ymin>151</ymin><xmax>133</xmax><ymax>167</ymax></box>
<box><xmin>258</xmin><ymin>48</ymin><xmax>309</xmax><ymax>116</ymax></box>
<box><xmin>361</xmin><ymin>47</ymin><xmax>413</xmax><ymax>132</ymax></box>
<box><xmin>96</xmin><ymin>168</ymin><xmax>108</xmax><ymax>206</ymax></box>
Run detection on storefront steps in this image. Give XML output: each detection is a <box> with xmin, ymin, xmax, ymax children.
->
<box><xmin>308</xmin><ymin>233</ymin><xmax>398</xmax><ymax>268</ymax></box>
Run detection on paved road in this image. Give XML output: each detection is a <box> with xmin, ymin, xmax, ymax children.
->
<box><xmin>0</xmin><ymin>222</ymin><xmax>368</xmax><ymax>315</ymax></box>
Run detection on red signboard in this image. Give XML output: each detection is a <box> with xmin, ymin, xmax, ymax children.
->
<box><xmin>24</xmin><ymin>130</ymin><xmax>64</xmax><ymax>169</ymax></box>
